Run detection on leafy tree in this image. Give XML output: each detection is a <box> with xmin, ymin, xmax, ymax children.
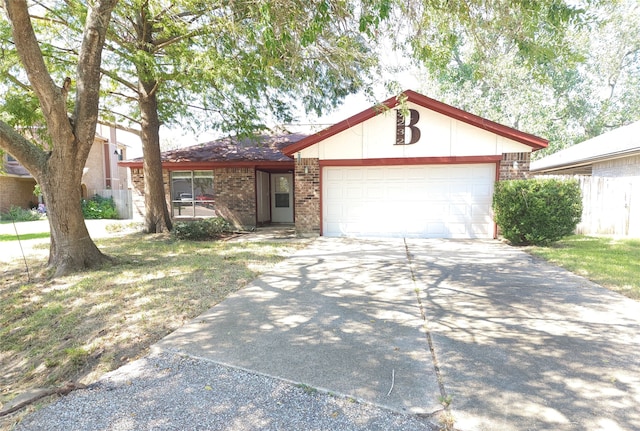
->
<box><xmin>97</xmin><ymin>0</ymin><xmax>381</xmax><ymax>233</ymax></box>
<box><xmin>411</xmin><ymin>0</ymin><xmax>640</xmax><ymax>154</ymax></box>
<box><xmin>0</xmin><ymin>0</ymin><xmax>118</xmax><ymax>277</ymax></box>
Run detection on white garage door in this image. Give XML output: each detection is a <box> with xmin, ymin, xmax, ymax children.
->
<box><xmin>323</xmin><ymin>164</ymin><xmax>495</xmax><ymax>238</ymax></box>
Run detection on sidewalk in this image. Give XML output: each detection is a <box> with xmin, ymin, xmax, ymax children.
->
<box><xmin>0</xmin><ymin>219</ymin><xmax>140</xmax><ymax>263</ymax></box>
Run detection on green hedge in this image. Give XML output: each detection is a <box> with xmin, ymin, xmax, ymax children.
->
<box><xmin>82</xmin><ymin>195</ymin><xmax>119</xmax><ymax>219</ymax></box>
<box><xmin>173</xmin><ymin>217</ymin><xmax>231</xmax><ymax>240</ymax></box>
<box><xmin>492</xmin><ymin>178</ymin><xmax>582</xmax><ymax>246</ymax></box>
<box><xmin>0</xmin><ymin>205</ymin><xmax>43</xmax><ymax>222</ymax></box>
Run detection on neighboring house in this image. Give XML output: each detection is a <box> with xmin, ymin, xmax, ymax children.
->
<box><xmin>0</xmin><ymin>125</ymin><xmax>131</xmax><ymax>215</ymax></box>
<box><xmin>83</xmin><ymin>124</ymin><xmax>131</xmax><ymax>199</ymax></box>
<box><xmin>0</xmin><ymin>152</ymin><xmax>37</xmax><ymax>213</ymax></box>
<box><xmin>531</xmin><ymin>121</ymin><xmax>640</xmax><ymax>237</ymax></box>
<box><xmin>122</xmin><ymin>90</ymin><xmax>547</xmax><ymax>238</ymax></box>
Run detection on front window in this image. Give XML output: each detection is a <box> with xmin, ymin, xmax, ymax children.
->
<box><xmin>171</xmin><ymin>170</ymin><xmax>215</xmax><ymax>218</ymax></box>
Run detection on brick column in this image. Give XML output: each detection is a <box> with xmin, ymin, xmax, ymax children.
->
<box><xmin>294</xmin><ymin>158</ymin><xmax>320</xmax><ymax>236</ymax></box>
<box><xmin>499</xmin><ymin>152</ymin><xmax>531</xmax><ymax>180</ymax></box>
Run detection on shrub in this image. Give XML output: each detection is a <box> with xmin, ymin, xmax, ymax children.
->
<box><xmin>173</xmin><ymin>217</ymin><xmax>231</xmax><ymax>240</ymax></box>
<box><xmin>82</xmin><ymin>194</ymin><xmax>119</xmax><ymax>219</ymax></box>
<box><xmin>1</xmin><ymin>205</ymin><xmax>44</xmax><ymax>222</ymax></box>
<box><xmin>492</xmin><ymin>178</ymin><xmax>582</xmax><ymax>246</ymax></box>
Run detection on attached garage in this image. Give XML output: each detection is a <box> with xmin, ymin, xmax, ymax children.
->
<box><xmin>323</xmin><ymin>164</ymin><xmax>495</xmax><ymax>238</ymax></box>
<box><xmin>284</xmin><ymin>90</ymin><xmax>548</xmax><ymax>239</ymax></box>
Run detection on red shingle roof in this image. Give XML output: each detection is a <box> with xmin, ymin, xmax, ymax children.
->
<box><xmin>122</xmin><ymin>133</ymin><xmax>305</xmax><ymax>167</ymax></box>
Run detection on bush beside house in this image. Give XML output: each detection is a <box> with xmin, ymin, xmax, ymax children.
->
<box><xmin>173</xmin><ymin>217</ymin><xmax>231</xmax><ymax>240</ymax></box>
<box><xmin>493</xmin><ymin>178</ymin><xmax>582</xmax><ymax>245</ymax></box>
<box><xmin>82</xmin><ymin>195</ymin><xmax>119</xmax><ymax>219</ymax></box>
<box><xmin>0</xmin><ymin>205</ymin><xmax>44</xmax><ymax>222</ymax></box>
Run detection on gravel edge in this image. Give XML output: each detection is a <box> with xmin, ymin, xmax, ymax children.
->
<box><xmin>14</xmin><ymin>351</ymin><xmax>439</xmax><ymax>431</ymax></box>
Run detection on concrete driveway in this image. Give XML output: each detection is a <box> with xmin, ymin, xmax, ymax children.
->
<box><xmin>156</xmin><ymin>237</ymin><xmax>640</xmax><ymax>431</ymax></box>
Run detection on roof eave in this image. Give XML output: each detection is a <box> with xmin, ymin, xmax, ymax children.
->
<box><xmin>530</xmin><ymin>147</ymin><xmax>640</xmax><ymax>173</ymax></box>
<box><xmin>283</xmin><ymin>90</ymin><xmax>548</xmax><ymax>156</ymax></box>
<box><xmin>119</xmin><ymin>160</ymin><xmax>294</xmax><ymax>170</ymax></box>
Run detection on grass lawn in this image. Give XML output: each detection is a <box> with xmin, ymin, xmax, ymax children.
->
<box><xmin>0</xmin><ymin>232</ymin><xmax>50</xmax><ymax>241</ymax></box>
<box><xmin>527</xmin><ymin>235</ymin><xmax>640</xmax><ymax>300</ymax></box>
<box><xmin>0</xmin><ymin>232</ymin><xmax>309</xmax><ymax>427</ymax></box>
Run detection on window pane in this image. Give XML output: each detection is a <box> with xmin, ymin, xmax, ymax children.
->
<box><xmin>171</xmin><ymin>170</ymin><xmax>215</xmax><ymax>218</ymax></box>
<box><xmin>275</xmin><ymin>175</ymin><xmax>290</xmax><ymax>193</ymax></box>
<box><xmin>172</xmin><ymin>171</ymin><xmax>192</xmax><ymax>179</ymax></box>
<box><xmin>172</xmin><ymin>173</ymin><xmax>193</xmax><ymax>201</ymax></box>
<box><xmin>193</xmin><ymin>172</ymin><xmax>214</xmax><ymax>201</ymax></box>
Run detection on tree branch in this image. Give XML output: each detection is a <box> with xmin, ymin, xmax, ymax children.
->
<box><xmin>73</xmin><ymin>0</ymin><xmax>119</xmax><ymax>150</ymax></box>
<box><xmin>106</xmin><ymin>90</ymin><xmax>138</xmax><ymax>102</ymax></box>
<box><xmin>4</xmin><ymin>0</ymin><xmax>68</xmax><ymax>132</ymax></box>
<box><xmin>0</xmin><ymin>120</ymin><xmax>48</xmax><ymax>175</ymax></box>
<box><xmin>97</xmin><ymin>118</ymin><xmax>141</xmax><ymax>136</ymax></box>
<box><xmin>153</xmin><ymin>29</ymin><xmax>202</xmax><ymax>52</ymax></box>
<box><xmin>99</xmin><ymin>108</ymin><xmax>142</xmax><ymax>127</ymax></box>
<box><xmin>100</xmin><ymin>67</ymin><xmax>139</xmax><ymax>93</ymax></box>
<box><xmin>1</xmin><ymin>72</ymin><xmax>32</xmax><ymax>92</ymax></box>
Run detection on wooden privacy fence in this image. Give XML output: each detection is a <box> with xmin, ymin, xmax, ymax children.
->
<box><xmin>537</xmin><ymin>175</ymin><xmax>639</xmax><ymax>237</ymax></box>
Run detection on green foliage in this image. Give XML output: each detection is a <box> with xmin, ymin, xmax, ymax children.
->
<box><xmin>419</xmin><ymin>1</ymin><xmax>640</xmax><ymax>154</ymax></box>
<box><xmin>172</xmin><ymin>217</ymin><xmax>231</xmax><ymax>241</ymax></box>
<box><xmin>97</xmin><ymin>0</ymin><xmax>379</xmax><ymax>137</ymax></box>
<box><xmin>81</xmin><ymin>195</ymin><xmax>119</xmax><ymax>220</ymax></box>
<box><xmin>492</xmin><ymin>179</ymin><xmax>582</xmax><ymax>245</ymax></box>
<box><xmin>0</xmin><ymin>205</ymin><xmax>43</xmax><ymax>222</ymax></box>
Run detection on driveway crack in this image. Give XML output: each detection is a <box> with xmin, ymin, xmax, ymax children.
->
<box><xmin>403</xmin><ymin>238</ymin><xmax>449</xmax><ymax>404</ymax></box>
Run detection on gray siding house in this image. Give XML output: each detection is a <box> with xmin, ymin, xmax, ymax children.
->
<box><xmin>531</xmin><ymin>121</ymin><xmax>640</xmax><ymax>237</ymax></box>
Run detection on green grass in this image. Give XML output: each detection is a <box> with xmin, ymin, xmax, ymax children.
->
<box><xmin>0</xmin><ymin>232</ymin><xmax>50</xmax><ymax>241</ymax></box>
<box><xmin>527</xmin><ymin>235</ymin><xmax>640</xmax><ymax>300</ymax></box>
<box><xmin>0</xmin><ymin>232</ymin><xmax>309</xmax><ymax>426</ymax></box>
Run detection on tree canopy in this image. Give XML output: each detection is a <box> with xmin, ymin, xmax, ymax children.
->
<box><xmin>101</xmin><ymin>0</ymin><xmax>380</xmax><ymax>136</ymax></box>
<box><xmin>412</xmin><ymin>0</ymin><xmax>640</xmax><ymax>154</ymax></box>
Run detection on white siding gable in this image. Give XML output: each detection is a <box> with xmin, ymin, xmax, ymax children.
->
<box><xmin>300</xmin><ymin>102</ymin><xmax>532</xmax><ymax>160</ymax></box>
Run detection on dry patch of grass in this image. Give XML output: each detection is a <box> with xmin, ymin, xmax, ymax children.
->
<box><xmin>1</xmin><ymin>232</ymin><xmax>309</xmax><ymax>427</ymax></box>
<box><xmin>527</xmin><ymin>235</ymin><xmax>640</xmax><ymax>300</ymax></box>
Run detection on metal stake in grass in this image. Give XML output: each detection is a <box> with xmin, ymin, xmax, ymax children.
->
<box><xmin>10</xmin><ymin>213</ymin><xmax>31</xmax><ymax>282</ymax></box>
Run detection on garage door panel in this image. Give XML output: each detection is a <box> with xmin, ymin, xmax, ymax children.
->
<box><xmin>345</xmin><ymin>186</ymin><xmax>364</xmax><ymax>199</ymax></box>
<box><xmin>323</xmin><ymin>164</ymin><xmax>495</xmax><ymax>238</ymax></box>
<box><xmin>450</xmin><ymin>204</ymin><xmax>469</xmax><ymax>217</ymax></box>
<box><xmin>471</xmin><ymin>203</ymin><xmax>492</xmax><ymax>217</ymax></box>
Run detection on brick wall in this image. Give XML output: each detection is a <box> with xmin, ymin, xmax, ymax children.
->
<box><xmin>499</xmin><ymin>152</ymin><xmax>531</xmax><ymax>180</ymax></box>
<box><xmin>130</xmin><ymin>167</ymin><xmax>257</xmax><ymax>228</ymax></box>
<box><xmin>129</xmin><ymin>168</ymin><xmax>170</xmax><ymax>219</ymax></box>
<box><xmin>294</xmin><ymin>158</ymin><xmax>320</xmax><ymax>236</ymax></box>
<box><xmin>0</xmin><ymin>177</ymin><xmax>38</xmax><ymax>213</ymax></box>
<box><xmin>214</xmin><ymin>168</ymin><xmax>256</xmax><ymax>229</ymax></box>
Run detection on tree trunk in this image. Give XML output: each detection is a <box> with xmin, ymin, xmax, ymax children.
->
<box><xmin>140</xmin><ymin>81</ymin><xmax>173</xmax><ymax>233</ymax></box>
<box><xmin>41</xmin><ymin>143</ymin><xmax>111</xmax><ymax>277</ymax></box>
<box><xmin>1</xmin><ymin>0</ymin><xmax>117</xmax><ymax>278</ymax></box>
